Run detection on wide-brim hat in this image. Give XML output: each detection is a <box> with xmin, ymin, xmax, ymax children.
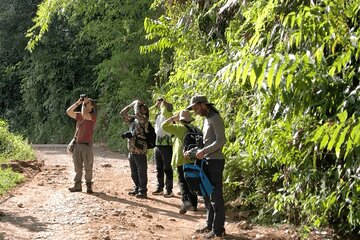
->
<box><xmin>186</xmin><ymin>95</ymin><xmax>214</xmax><ymax>110</ymax></box>
<box><xmin>179</xmin><ymin>110</ymin><xmax>194</xmax><ymax>122</ymax></box>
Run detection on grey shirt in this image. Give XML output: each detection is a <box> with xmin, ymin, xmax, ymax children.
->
<box><xmin>202</xmin><ymin>109</ymin><xmax>226</xmax><ymax>160</ymax></box>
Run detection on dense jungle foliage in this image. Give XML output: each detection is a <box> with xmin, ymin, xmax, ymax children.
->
<box><xmin>0</xmin><ymin>0</ymin><xmax>359</xmax><ymax>237</ymax></box>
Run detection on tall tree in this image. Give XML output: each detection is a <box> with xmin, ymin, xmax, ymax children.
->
<box><xmin>0</xmin><ymin>0</ymin><xmax>42</xmax><ymax>130</ymax></box>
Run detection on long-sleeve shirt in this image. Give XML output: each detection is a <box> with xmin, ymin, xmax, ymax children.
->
<box><xmin>202</xmin><ymin>109</ymin><xmax>226</xmax><ymax>160</ymax></box>
<box><xmin>162</xmin><ymin>121</ymin><xmax>196</xmax><ymax>167</ymax></box>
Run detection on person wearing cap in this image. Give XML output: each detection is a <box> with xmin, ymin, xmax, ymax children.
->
<box><xmin>185</xmin><ymin>95</ymin><xmax>226</xmax><ymax>239</ymax></box>
<box><xmin>120</xmin><ymin>100</ymin><xmax>150</xmax><ymax>198</ymax></box>
<box><xmin>162</xmin><ymin>110</ymin><xmax>200</xmax><ymax>214</ymax></box>
<box><xmin>66</xmin><ymin>96</ymin><xmax>97</xmax><ymax>193</ymax></box>
<box><xmin>149</xmin><ymin>98</ymin><xmax>174</xmax><ymax>197</ymax></box>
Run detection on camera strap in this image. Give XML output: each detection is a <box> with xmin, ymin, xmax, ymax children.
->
<box><xmin>73</xmin><ymin>120</ymin><xmax>84</xmax><ymax>141</ymax></box>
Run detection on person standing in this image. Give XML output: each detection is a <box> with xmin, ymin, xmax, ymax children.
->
<box><xmin>120</xmin><ymin>100</ymin><xmax>149</xmax><ymax>198</ymax></box>
<box><xmin>162</xmin><ymin>110</ymin><xmax>199</xmax><ymax>214</ymax></box>
<box><xmin>66</xmin><ymin>95</ymin><xmax>97</xmax><ymax>193</ymax></box>
<box><xmin>149</xmin><ymin>98</ymin><xmax>174</xmax><ymax>197</ymax></box>
<box><xmin>185</xmin><ymin>95</ymin><xmax>226</xmax><ymax>239</ymax></box>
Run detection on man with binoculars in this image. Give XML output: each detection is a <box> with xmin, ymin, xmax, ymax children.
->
<box><xmin>120</xmin><ymin>100</ymin><xmax>150</xmax><ymax>198</ymax></box>
<box><xmin>66</xmin><ymin>94</ymin><xmax>97</xmax><ymax>193</ymax></box>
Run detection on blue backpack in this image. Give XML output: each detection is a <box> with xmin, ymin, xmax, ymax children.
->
<box><xmin>183</xmin><ymin>159</ymin><xmax>214</xmax><ymax>196</ymax></box>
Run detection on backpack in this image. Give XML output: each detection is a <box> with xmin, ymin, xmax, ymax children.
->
<box><xmin>144</xmin><ymin>122</ymin><xmax>156</xmax><ymax>149</ymax></box>
<box><xmin>183</xmin><ymin>125</ymin><xmax>203</xmax><ymax>152</ymax></box>
<box><xmin>183</xmin><ymin>159</ymin><xmax>214</xmax><ymax>196</ymax></box>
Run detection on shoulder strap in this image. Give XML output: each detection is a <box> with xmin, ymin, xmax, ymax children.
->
<box><xmin>73</xmin><ymin>120</ymin><xmax>84</xmax><ymax>139</ymax></box>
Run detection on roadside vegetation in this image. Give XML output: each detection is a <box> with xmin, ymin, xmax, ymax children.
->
<box><xmin>0</xmin><ymin>119</ymin><xmax>34</xmax><ymax>195</ymax></box>
<box><xmin>0</xmin><ymin>0</ymin><xmax>359</xmax><ymax>238</ymax></box>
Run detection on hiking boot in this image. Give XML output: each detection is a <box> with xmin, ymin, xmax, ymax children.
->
<box><xmin>179</xmin><ymin>201</ymin><xmax>192</xmax><ymax>214</ymax></box>
<box><xmin>163</xmin><ymin>191</ymin><xmax>174</xmax><ymax>198</ymax></box>
<box><xmin>128</xmin><ymin>190</ymin><xmax>139</xmax><ymax>196</ymax></box>
<box><xmin>68</xmin><ymin>183</ymin><xmax>82</xmax><ymax>192</ymax></box>
<box><xmin>195</xmin><ymin>226</ymin><xmax>211</xmax><ymax>233</ymax></box>
<box><xmin>135</xmin><ymin>192</ymin><xmax>147</xmax><ymax>198</ymax></box>
<box><xmin>152</xmin><ymin>189</ymin><xmax>163</xmax><ymax>195</ymax></box>
<box><xmin>86</xmin><ymin>182</ymin><xmax>93</xmax><ymax>194</ymax></box>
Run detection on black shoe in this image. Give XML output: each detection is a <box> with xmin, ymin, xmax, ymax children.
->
<box><xmin>135</xmin><ymin>192</ymin><xmax>147</xmax><ymax>198</ymax></box>
<box><xmin>128</xmin><ymin>190</ymin><xmax>138</xmax><ymax>196</ymax></box>
<box><xmin>195</xmin><ymin>226</ymin><xmax>211</xmax><ymax>233</ymax></box>
<box><xmin>163</xmin><ymin>191</ymin><xmax>174</xmax><ymax>198</ymax></box>
<box><xmin>152</xmin><ymin>189</ymin><xmax>163</xmax><ymax>195</ymax></box>
<box><xmin>179</xmin><ymin>201</ymin><xmax>192</xmax><ymax>214</ymax></box>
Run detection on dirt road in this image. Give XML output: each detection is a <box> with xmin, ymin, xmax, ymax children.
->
<box><xmin>0</xmin><ymin>145</ymin><xmax>325</xmax><ymax>240</ymax></box>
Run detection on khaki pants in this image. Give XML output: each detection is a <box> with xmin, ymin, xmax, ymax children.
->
<box><xmin>72</xmin><ymin>143</ymin><xmax>94</xmax><ymax>184</ymax></box>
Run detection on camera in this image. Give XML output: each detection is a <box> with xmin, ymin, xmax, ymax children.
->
<box><xmin>121</xmin><ymin>131</ymin><xmax>133</xmax><ymax>139</ymax></box>
<box><xmin>80</xmin><ymin>94</ymin><xmax>87</xmax><ymax>101</ymax></box>
<box><xmin>186</xmin><ymin>147</ymin><xmax>199</xmax><ymax>160</ymax></box>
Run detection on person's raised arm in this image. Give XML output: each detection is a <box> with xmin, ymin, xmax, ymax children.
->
<box><xmin>66</xmin><ymin>98</ymin><xmax>82</xmax><ymax>119</ymax></box>
<box><xmin>81</xmin><ymin>97</ymin><xmax>94</xmax><ymax>120</ymax></box>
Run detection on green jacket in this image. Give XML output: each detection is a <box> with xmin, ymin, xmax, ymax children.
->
<box><xmin>161</xmin><ymin>121</ymin><xmax>195</xmax><ymax>167</ymax></box>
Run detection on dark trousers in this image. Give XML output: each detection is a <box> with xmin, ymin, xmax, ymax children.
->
<box><xmin>202</xmin><ymin>159</ymin><xmax>225</xmax><ymax>236</ymax></box>
<box><xmin>177</xmin><ymin>165</ymin><xmax>198</xmax><ymax>207</ymax></box>
<box><xmin>128</xmin><ymin>153</ymin><xmax>147</xmax><ymax>194</ymax></box>
<box><xmin>154</xmin><ymin>146</ymin><xmax>173</xmax><ymax>192</ymax></box>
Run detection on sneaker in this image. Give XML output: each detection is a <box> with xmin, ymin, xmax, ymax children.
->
<box><xmin>179</xmin><ymin>201</ymin><xmax>192</xmax><ymax>214</ymax></box>
<box><xmin>204</xmin><ymin>230</ymin><xmax>226</xmax><ymax>239</ymax></box>
<box><xmin>152</xmin><ymin>189</ymin><xmax>163</xmax><ymax>195</ymax></box>
<box><xmin>135</xmin><ymin>192</ymin><xmax>147</xmax><ymax>198</ymax></box>
<box><xmin>128</xmin><ymin>190</ymin><xmax>138</xmax><ymax>196</ymax></box>
<box><xmin>195</xmin><ymin>226</ymin><xmax>211</xmax><ymax>233</ymax></box>
<box><xmin>163</xmin><ymin>191</ymin><xmax>174</xmax><ymax>198</ymax></box>
<box><xmin>204</xmin><ymin>231</ymin><xmax>225</xmax><ymax>239</ymax></box>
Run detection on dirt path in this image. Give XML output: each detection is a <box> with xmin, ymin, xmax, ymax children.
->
<box><xmin>0</xmin><ymin>145</ymin><xmax>331</xmax><ymax>240</ymax></box>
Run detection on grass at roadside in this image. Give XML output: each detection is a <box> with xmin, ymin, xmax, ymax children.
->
<box><xmin>0</xmin><ymin>119</ymin><xmax>35</xmax><ymax>163</ymax></box>
<box><xmin>0</xmin><ymin>168</ymin><xmax>25</xmax><ymax>195</ymax></box>
<box><xmin>0</xmin><ymin>118</ymin><xmax>34</xmax><ymax>195</ymax></box>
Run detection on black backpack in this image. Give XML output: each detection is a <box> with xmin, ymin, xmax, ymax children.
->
<box><xmin>183</xmin><ymin>125</ymin><xmax>203</xmax><ymax>152</ymax></box>
<box><xmin>144</xmin><ymin>122</ymin><xmax>156</xmax><ymax>149</ymax></box>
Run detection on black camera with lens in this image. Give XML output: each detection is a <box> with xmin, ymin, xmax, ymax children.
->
<box><xmin>121</xmin><ymin>131</ymin><xmax>133</xmax><ymax>139</ymax></box>
<box><xmin>80</xmin><ymin>94</ymin><xmax>87</xmax><ymax>101</ymax></box>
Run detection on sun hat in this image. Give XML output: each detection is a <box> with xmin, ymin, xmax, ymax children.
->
<box><xmin>186</xmin><ymin>95</ymin><xmax>214</xmax><ymax>110</ymax></box>
<box><xmin>179</xmin><ymin>110</ymin><xmax>194</xmax><ymax>122</ymax></box>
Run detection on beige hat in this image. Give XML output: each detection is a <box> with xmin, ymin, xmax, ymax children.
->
<box><xmin>186</xmin><ymin>95</ymin><xmax>214</xmax><ymax>110</ymax></box>
<box><xmin>179</xmin><ymin>110</ymin><xmax>194</xmax><ymax>122</ymax></box>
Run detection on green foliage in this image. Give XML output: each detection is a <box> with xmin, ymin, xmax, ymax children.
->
<box><xmin>0</xmin><ymin>119</ymin><xmax>35</xmax><ymax>162</ymax></box>
<box><xmin>143</xmin><ymin>0</ymin><xmax>360</xmax><ymax>235</ymax></box>
<box><xmin>0</xmin><ymin>168</ymin><xmax>25</xmax><ymax>195</ymax></box>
